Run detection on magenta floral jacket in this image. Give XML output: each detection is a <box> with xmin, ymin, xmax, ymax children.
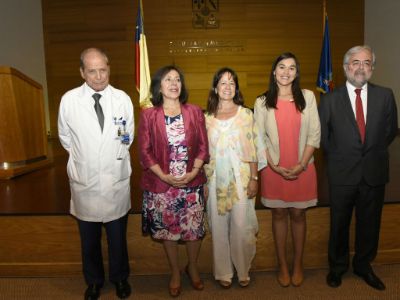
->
<box><xmin>138</xmin><ymin>103</ymin><xmax>209</xmax><ymax>193</ymax></box>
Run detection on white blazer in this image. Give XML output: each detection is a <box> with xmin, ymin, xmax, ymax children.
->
<box><xmin>58</xmin><ymin>83</ymin><xmax>134</xmax><ymax>222</ymax></box>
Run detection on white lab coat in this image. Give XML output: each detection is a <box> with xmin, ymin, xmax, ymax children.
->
<box><xmin>58</xmin><ymin>83</ymin><xmax>134</xmax><ymax>222</ymax></box>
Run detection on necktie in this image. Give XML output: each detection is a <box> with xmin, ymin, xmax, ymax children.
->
<box><xmin>92</xmin><ymin>93</ymin><xmax>104</xmax><ymax>132</ymax></box>
<box><xmin>355</xmin><ymin>88</ymin><xmax>365</xmax><ymax>143</ymax></box>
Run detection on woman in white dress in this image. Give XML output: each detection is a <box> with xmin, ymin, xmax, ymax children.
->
<box><xmin>204</xmin><ymin>67</ymin><xmax>267</xmax><ymax>288</ymax></box>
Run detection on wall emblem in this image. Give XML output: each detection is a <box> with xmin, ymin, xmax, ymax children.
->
<box><xmin>192</xmin><ymin>0</ymin><xmax>219</xmax><ymax>29</ymax></box>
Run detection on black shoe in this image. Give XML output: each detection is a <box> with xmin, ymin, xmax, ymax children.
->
<box><xmin>84</xmin><ymin>284</ymin><xmax>102</xmax><ymax>300</ymax></box>
<box><xmin>353</xmin><ymin>270</ymin><xmax>386</xmax><ymax>291</ymax></box>
<box><xmin>326</xmin><ymin>272</ymin><xmax>342</xmax><ymax>288</ymax></box>
<box><xmin>115</xmin><ymin>279</ymin><xmax>131</xmax><ymax>299</ymax></box>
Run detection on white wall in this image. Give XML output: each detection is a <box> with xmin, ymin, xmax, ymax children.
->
<box><xmin>0</xmin><ymin>0</ymin><xmax>50</xmax><ymax>134</ymax></box>
<box><xmin>365</xmin><ymin>0</ymin><xmax>400</xmax><ymax>123</ymax></box>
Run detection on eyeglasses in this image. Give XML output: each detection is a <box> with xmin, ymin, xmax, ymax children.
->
<box><xmin>349</xmin><ymin>60</ymin><xmax>373</xmax><ymax>69</ymax></box>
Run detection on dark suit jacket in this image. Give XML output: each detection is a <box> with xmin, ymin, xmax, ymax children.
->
<box><xmin>319</xmin><ymin>83</ymin><xmax>398</xmax><ymax>186</ymax></box>
<box><xmin>138</xmin><ymin>103</ymin><xmax>209</xmax><ymax>193</ymax></box>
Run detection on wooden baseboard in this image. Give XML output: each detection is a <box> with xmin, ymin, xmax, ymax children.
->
<box><xmin>0</xmin><ymin>205</ymin><xmax>399</xmax><ymax>277</ymax></box>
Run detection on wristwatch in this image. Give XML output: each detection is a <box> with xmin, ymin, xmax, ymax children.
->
<box><xmin>250</xmin><ymin>175</ymin><xmax>258</xmax><ymax>181</ymax></box>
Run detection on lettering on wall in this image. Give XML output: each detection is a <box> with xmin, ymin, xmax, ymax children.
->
<box><xmin>169</xmin><ymin>39</ymin><xmax>245</xmax><ymax>55</ymax></box>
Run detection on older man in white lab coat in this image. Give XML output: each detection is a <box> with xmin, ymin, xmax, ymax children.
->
<box><xmin>58</xmin><ymin>48</ymin><xmax>134</xmax><ymax>300</ymax></box>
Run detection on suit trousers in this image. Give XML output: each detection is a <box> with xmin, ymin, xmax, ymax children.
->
<box><xmin>328</xmin><ymin>181</ymin><xmax>385</xmax><ymax>275</ymax></box>
<box><xmin>77</xmin><ymin>214</ymin><xmax>130</xmax><ymax>285</ymax></box>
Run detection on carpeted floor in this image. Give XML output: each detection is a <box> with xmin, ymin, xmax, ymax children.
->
<box><xmin>0</xmin><ymin>264</ymin><xmax>399</xmax><ymax>299</ymax></box>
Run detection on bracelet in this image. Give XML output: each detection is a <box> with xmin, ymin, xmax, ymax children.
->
<box><xmin>250</xmin><ymin>175</ymin><xmax>258</xmax><ymax>181</ymax></box>
<box><xmin>299</xmin><ymin>162</ymin><xmax>307</xmax><ymax>171</ymax></box>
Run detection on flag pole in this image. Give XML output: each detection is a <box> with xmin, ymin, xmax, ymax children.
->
<box><xmin>140</xmin><ymin>0</ymin><xmax>144</xmax><ymax>31</ymax></box>
<box><xmin>316</xmin><ymin>1</ymin><xmax>333</xmax><ymax>94</ymax></box>
<box><xmin>323</xmin><ymin>0</ymin><xmax>326</xmax><ymax>32</ymax></box>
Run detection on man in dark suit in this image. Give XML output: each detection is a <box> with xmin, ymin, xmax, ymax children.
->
<box><xmin>319</xmin><ymin>45</ymin><xmax>398</xmax><ymax>291</ymax></box>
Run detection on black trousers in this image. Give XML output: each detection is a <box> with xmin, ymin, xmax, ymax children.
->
<box><xmin>328</xmin><ymin>181</ymin><xmax>385</xmax><ymax>275</ymax></box>
<box><xmin>77</xmin><ymin>214</ymin><xmax>130</xmax><ymax>285</ymax></box>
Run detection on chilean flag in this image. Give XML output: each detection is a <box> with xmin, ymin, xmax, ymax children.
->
<box><xmin>135</xmin><ymin>0</ymin><xmax>152</xmax><ymax>108</ymax></box>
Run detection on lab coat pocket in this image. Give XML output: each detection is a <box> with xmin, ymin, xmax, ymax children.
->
<box><xmin>67</xmin><ymin>158</ymin><xmax>88</xmax><ymax>186</ymax></box>
<box><xmin>114</xmin><ymin>146</ymin><xmax>132</xmax><ymax>182</ymax></box>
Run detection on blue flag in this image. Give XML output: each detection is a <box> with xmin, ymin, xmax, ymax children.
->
<box><xmin>316</xmin><ymin>15</ymin><xmax>333</xmax><ymax>94</ymax></box>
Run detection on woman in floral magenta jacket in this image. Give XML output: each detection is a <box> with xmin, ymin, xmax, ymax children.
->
<box><xmin>138</xmin><ymin>65</ymin><xmax>209</xmax><ymax>297</ymax></box>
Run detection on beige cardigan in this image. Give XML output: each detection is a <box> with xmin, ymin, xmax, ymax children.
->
<box><xmin>254</xmin><ymin>89</ymin><xmax>321</xmax><ymax>166</ymax></box>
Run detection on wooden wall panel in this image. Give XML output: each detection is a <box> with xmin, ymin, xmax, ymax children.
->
<box><xmin>42</xmin><ymin>0</ymin><xmax>364</xmax><ymax>136</ymax></box>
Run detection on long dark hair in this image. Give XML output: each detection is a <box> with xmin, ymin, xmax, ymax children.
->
<box><xmin>150</xmin><ymin>65</ymin><xmax>188</xmax><ymax>107</ymax></box>
<box><xmin>206</xmin><ymin>67</ymin><xmax>244</xmax><ymax>115</ymax></box>
<box><xmin>260</xmin><ymin>52</ymin><xmax>305</xmax><ymax>112</ymax></box>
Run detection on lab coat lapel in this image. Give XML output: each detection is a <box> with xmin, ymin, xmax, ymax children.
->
<box><xmin>101</xmin><ymin>88</ymin><xmax>117</xmax><ymax>143</ymax></box>
<box><xmin>77</xmin><ymin>85</ymin><xmax>101</xmax><ymax>124</ymax></box>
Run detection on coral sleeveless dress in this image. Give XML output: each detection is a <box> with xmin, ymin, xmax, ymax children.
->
<box><xmin>261</xmin><ymin>100</ymin><xmax>317</xmax><ymax>208</ymax></box>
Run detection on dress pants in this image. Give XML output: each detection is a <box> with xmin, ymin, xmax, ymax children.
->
<box><xmin>77</xmin><ymin>214</ymin><xmax>130</xmax><ymax>285</ymax></box>
<box><xmin>207</xmin><ymin>175</ymin><xmax>258</xmax><ymax>282</ymax></box>
<box><xmin>328</xmin><ymin>181</ymin><xmax>385</xmax><ymax>275</ymax></box>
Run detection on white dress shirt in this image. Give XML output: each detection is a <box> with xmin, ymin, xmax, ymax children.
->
<box><xmin>346</xmin><ymin>81</ymin><xmax>368</xmax><ymax>123</ymax></box>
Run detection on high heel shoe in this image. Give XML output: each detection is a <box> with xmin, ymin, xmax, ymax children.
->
<box><xmin>218</xmin><ymin>280</ymin><xmax>232</xmax><ymax>289</ymax></box>
<box><xmin>291</xmin><ymin>273</ymin><xmax>304</xmax><ymax>287</ymax></box>
<box><xmin>239</xmin><ymin>279</ymin><xmax>250</xmax><ymax>288</ymax></box>
<box><xmin>169</xmin><ymin>285</ymin><xmax>181</xmax><ymax>297</ymax></box>
<box><xmin>169</xmin><ymin>274</ymin><xmax>181</xmax><ymax>297</ymax></box>
<box><xmin>277</xmin><ymin>273</ymin><xmax>290</xmax><ymax>287</ymax></box>
<box><xmin>185</xmin><ymin>265</ymin><xmax>204</xmax><ymax>290</ymax></box>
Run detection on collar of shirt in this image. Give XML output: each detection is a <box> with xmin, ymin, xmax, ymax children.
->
<box><xmin>346</xmin><ymin>81</ymin><xmax>368</xmax><ymax>121</ymax></box>
<box><xmin>83</xmin><ymin>82</ymin><xmax>108</xmax><ymax>100</ymax></box>
<box><xmin>82</xmin><ymin>83</ymin><xmax>112</xmax><ymax>121</ymax></box>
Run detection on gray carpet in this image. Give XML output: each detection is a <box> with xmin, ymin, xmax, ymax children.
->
<box><xmin>0</xmin><ymin>264</ymin><xmax>399</xmax><ymax>299</ymax></box>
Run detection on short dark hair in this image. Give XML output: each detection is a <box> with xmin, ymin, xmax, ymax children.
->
<box><xmin>150</xmin><ymin>65</ymin><xmax>188</xmax><ymax>106</ymax></box>
<box><xmin>260</xmin><ymin>52</ymin><xmax>305</xmax><ymax>112</ymax></box>
<box><xmin>80</xmin><ymin>48</ymin><xmax>109</xmax><ymax>70</ymax></box>
<box><xmin>206</xmin><ymin>67</ymin><xmax>244</xmax><ymax>115</ymax></box>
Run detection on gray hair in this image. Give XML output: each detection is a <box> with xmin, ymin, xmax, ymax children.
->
<box><xmin>80</xmin><ymin>48</ymin><xmax>109</xmax><ymax>70</ymax></box>
<box><xmin>343</xmin><ymin>45</ymin><xmax>376</xmax><ymax>66</ymax></box>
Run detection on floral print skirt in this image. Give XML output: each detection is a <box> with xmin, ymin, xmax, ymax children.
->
<box><xmin>142</xmin><ymin>185</ymin><xmax>205</xmax><ymax>241</ymax></box>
